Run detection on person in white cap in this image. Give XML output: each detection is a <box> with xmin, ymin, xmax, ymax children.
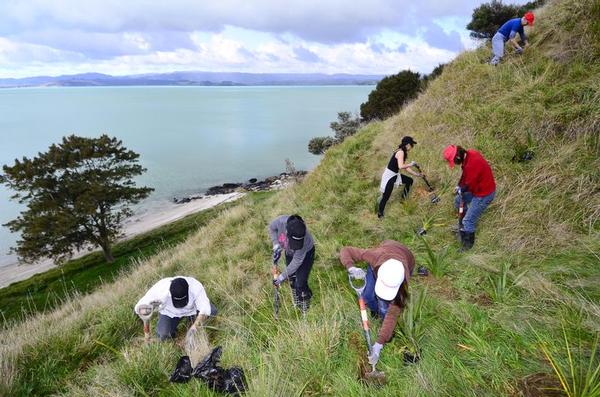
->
<box><xmin>134</xmin><ymin>276</ymin><xmax>217</xmax><ymax>341</ymax></box>
<box><xmin>339</xmin><ymin>240</ymin><xmax>415</xmax><ymax>366</ymax></box>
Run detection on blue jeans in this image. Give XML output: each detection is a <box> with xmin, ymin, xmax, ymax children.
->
<box><xmin>361</xmin><ymin>266</ymin><xmax>390</xmax><ymax>318</ymax></box>
<box><xmin>454</xmin><ymin>191</ymin><xmax>496</xmax><ymax>233</ymax></box>
<box><xmin>156</xmin><ymin>303</ymin><xmax>217</xmax><ymax>340</ymax></box>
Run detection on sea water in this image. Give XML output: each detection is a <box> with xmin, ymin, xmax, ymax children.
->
<box><xmin>0</xmin><ymin>85</ymin><xmax>373</xmax><ymax>267</ymax></box>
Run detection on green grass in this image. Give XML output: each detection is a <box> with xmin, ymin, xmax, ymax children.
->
<box><xmin>1</xmin><ymin>0</ymin><xmax>599</xmax><ymax>395</ymax></box>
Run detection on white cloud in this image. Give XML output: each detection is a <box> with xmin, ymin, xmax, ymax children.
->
<box><xmin>0</xmin><ymin>0</ymin><xmax>496</xmax><ymax>77</ymax></box>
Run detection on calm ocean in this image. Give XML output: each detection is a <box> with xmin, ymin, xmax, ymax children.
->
<box><xmin>0</xmin><ymin>85</ymin><xmax>373</xmax><ymax>266</ymax></box>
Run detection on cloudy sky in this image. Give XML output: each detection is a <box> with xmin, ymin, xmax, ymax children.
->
<box><xmin>0</xmin><ymin>0</ymin><xmax>499</xmax><ymax>78</ymax></box>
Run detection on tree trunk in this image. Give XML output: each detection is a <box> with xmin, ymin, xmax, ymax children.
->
<box><xmin>100</xmin><ymin>241</ymin><xmax>114</xmax><ymax>263</ymax></box>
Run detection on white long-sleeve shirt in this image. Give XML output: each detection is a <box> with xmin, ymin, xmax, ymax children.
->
<box><xmin>134</xmin><ymin>276</ymin><xmax>212</xmax><ymax>318</ymax></box>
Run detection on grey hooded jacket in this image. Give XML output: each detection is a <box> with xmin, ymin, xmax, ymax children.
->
<box><xmin>268</xmin><ymin>215</ymin><xmax>315</xmax><ymax>279</ymax></box>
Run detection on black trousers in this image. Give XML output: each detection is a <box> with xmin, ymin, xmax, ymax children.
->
<box><xmin>285</xmin><ymin>246</ymin><xmax>315</xmax><ymax>301</ymax></box>
<box><xmin>378</xmin><ymin>174</ymin><xmax>413</xmax><ymax>215</ymax></box>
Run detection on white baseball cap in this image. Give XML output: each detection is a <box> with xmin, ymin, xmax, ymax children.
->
<box><xmin>375</xmin><ymin>259</ymin><xmax>405</xmax><ymax>301</ymax></box>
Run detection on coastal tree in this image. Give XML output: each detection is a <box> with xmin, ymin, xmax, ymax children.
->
<box><xmin>0</xmin><ymin>134</ymin><xmax>153</xmax><ymax>264</ymax></box>
<box><xmin>308</xmin><ymin>112</ymin><xmax>362</xmax><ymax>155</ymax></box>
<box><xmin>360</xmin><ymin>70</ymin><xmax>422</xmax><ymax>121</ymax></box>
<box><xmin>422</xmin><ymin>63</ymin><xmax>446</xmax><ymax>88</ymax></box>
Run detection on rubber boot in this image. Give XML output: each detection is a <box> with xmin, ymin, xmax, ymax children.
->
<box><xmin>460</xmin><ymin>231</ymin><xmax>475</xmax><ymax>251</ymax></box>
<box><xmin>467</xmin><ymin>232</ymin><xmax>475</xmax><ymax>249</ymax></box>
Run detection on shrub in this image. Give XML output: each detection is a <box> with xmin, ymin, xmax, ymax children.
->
<box><xmin>307</xmin><ymin>112</ymin><xmax>361</xmax><ymax>155</ymax></box>
<box><xmin>308</xmin><ymin>136</ymin><xmax>336</xmax><ymax>155</ymax></box>
<box><xmin>360</xmin><ymin>70</ymin><xmax>422</xmax><ymax>121</ymax></box>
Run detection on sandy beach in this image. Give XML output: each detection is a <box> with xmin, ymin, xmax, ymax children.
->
<box><xmin>0</xmin><ymin>192</ymin><xmax>243</xmax><ymax>289</ymax></box>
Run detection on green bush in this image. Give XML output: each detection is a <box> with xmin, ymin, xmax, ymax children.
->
<box><xmin>360</xmin><ymin>70</ymin><xmax>422</xmax><ymax>121</ymax></box>
<box><xmin>307</xmin><ymin>112</ymin><xmax>361</xmax><ymax>155</ymax></box>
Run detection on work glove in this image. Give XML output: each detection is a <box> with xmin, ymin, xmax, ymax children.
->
<box><xmin>408</xmin><ymin>161</ymin><xmax>417</xmax><ymax>167</ymax></box>
<box><xmin>454</xmin><ymin>186</ymin><xmax>462</xmax><ymax>195</ymax></box>
<box><xmin>516</xmin><ymin>47</ymin><xmax>523</xmax><ymax>55</ymax></box>
<box><xmin>272</xmin><ymin>244</ymin><xmax>282</xmax><ymax>264</ymax></box>
<box><xmin>368</xmin><ymin>343</ymin><xmax>383</xmax><ymax>366</ymax></box>
<box><xmin>348</xmin><ymin>266</ymin><xmax>366</xmax><ymax>280</ymax></box>
<box><xmin>273</xmin><ymin>274</ymin><xmax>285</xmax><ymax>287</ymax></box>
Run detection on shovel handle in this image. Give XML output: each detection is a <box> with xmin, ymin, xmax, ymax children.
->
<box><xmin>272</xmin><ymin>266</ymin><xmax>280</xmax><ymax>319</ymax></box>
<box><xmin>358</xmin><ymin>297</ymin><xmax>373</xmax><ymax>354</ymax></box>
<box><xmin>143</xmin><ymin>319</ymin><xmax>150</xmax><ymax>342</ymax></box>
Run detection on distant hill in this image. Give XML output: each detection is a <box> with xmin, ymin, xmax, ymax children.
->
<box><xmin>0</xmin><ymin>71</ymin><xmax>383</xmax><ymax>88</ymax></box>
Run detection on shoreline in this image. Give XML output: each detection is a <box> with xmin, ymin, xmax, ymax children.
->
<box><xmin>0</xmin><ymin>192</ymin><xmax>244</xmax><ymax>289</ymax></box>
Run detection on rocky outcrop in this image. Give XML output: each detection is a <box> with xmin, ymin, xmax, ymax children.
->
<box><xmin>172</xmin><ymin>171</ymin><xmax>307</xmax><ymax>204</ymax></box>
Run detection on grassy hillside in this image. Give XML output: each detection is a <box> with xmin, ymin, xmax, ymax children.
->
<box><xmin>1</xmin><ymin>0</ymin><xmax>598</xmax><ymax>395</ymax></box>
<box><xmin>0</xmin><ymin>197</ymin><xmax>243</xmax><ymax>327</ymax></box>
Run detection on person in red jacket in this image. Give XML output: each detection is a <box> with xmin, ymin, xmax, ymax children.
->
<box><xmin>443</xmin><ymin>145</ymin><xmax>496</xmax><ymax>250</ymax></box>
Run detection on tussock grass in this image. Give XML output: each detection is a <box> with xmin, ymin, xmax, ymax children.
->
<box><xmin>1</xmin><ymin>0</ymin><xmax>599</xmax><ymax>395</ymax></box>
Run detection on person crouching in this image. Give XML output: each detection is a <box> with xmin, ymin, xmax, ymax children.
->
<box><xmin>134</xmin><ymin>276</ymin><xmax>217</xmax><ymax>341</ymax></box>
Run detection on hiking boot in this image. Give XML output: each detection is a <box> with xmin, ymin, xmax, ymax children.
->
<box><xmin>377</xmin><ymin>212</ymin><xmax>384</xmax><ymax>219</ymax></box>
<box><xmin>460</xmin><ymin>231</ymin><xmax>475</xmax><ymax>251</ymax></box>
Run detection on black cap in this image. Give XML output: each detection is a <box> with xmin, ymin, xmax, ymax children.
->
<box><xmin>170</xmin><ymin>278</ymin><xmax>189</xmax><ymax>308</ymax></box>
<box><xmin>401</xmin><ymin>136</ymin><xmax>417</xmax><ymax>146</ymax></box>
<box><xmin>286</xmin><ymin>215</ymin><xmax>306</xmax><ymax>250</ymax></box>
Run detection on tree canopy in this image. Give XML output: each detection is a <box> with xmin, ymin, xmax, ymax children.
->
<box><xmin>0</xmin><ymin>135</ymin><xmax>153</xmax><ymax>264</ymax></box>
<box><xmin>308</xmin><ymin>112</ymin><xmax>362</xmax><ymax>155</ymax></box>
<box><xmin>360</xmin><ymin>70</ymin><xmax>422</xmax><ymax>122</ymax></box>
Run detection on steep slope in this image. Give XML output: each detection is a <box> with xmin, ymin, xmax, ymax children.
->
<box><xmin>1</xmin><ymin>0</ymin><xmax>598</xmax><ymax>395</ymax></box>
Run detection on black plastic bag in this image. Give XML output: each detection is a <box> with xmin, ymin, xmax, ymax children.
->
<box><xmin>169</xmin><ymin>355</ymin><xmax>193</xmax><ymax>383</ymax></box>
<box><xmin>192</xmin><ymin>346</ymin><xmax>247</xmax><ymax>395</ymax></box>
<box><xmin>222</xmin><ymin>367</ymin><xmax>246</xmax><ymax>395</ymax></box>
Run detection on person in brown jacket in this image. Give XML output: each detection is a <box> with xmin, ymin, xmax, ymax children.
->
<box><xmin>339</xmin><ymin>240</ymin><xmax>415</xmax><ymax>366</ymax></box>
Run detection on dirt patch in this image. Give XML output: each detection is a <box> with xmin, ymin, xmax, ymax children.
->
<box><xmin>414</xmin><ymin>186</ymin><xmax>431</xmax><ymax>199</ymax></box>
<box><xmin>471</xmin><ymin>292</ymin><xmax>493</xmax><ymax>307</ymax></box>
<box><xmin>516</xmin><ymin>373</ymin><xmax>563</xmax><ymax>397</ymax></box>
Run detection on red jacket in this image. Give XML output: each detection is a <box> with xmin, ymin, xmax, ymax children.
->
<box><xmin>459</xmin><ymin>149</ymin><xmax>496</xmax><ymax>197</ymax></box>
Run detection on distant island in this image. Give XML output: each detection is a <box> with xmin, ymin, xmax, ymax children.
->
<box><xmin>0</xmin><ymin>71</ymin><xmax>383</xmax><ymax>88</ymax></box>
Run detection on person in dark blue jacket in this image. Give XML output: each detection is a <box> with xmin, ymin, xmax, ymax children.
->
<box><xmin>490</xmin><ymin>12</ymin><xmax>534</xmax><ymax>66</ymax></box>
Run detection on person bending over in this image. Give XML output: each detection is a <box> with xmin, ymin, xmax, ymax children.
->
<box><xmin>134</xmin><ymin>276</ymin><xmax>216</xmax><ymax>340</ymax></box>
<box><xmin>339</xmin><ymin>240</ymin><xmax>415</xmax><ymax>366</ymax></box>
<box><xmin>490</xmin><ymin>12</ymin><xmax>534</xmax><ymax>66</ymax></box>
<box><xmin>443</xmin><ymin>145</ymin><xmax>496</xmax><ymax>250</ymax></box>
<box><xmin>269</xmin><ymin>214</ymin><xmax>316</xmax><ymax>314</ymax></box>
